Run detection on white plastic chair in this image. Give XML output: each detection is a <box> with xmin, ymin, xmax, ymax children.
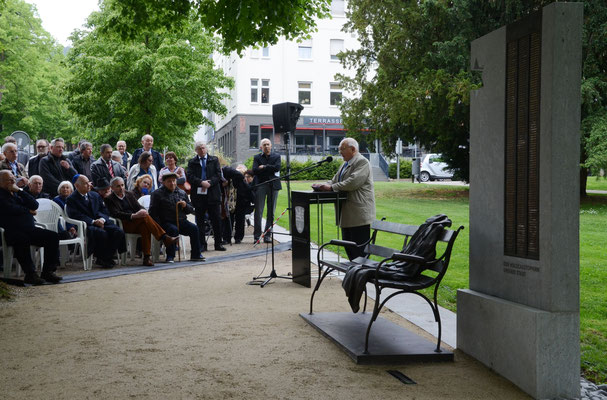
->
<box><xmin>115</xmin><ymin>219</ymin><xmax>141</xmax><ymax>262</ymax></box>
<box><xmin>64</xmin><ymin>204</ymin><xmax>94</xmax><ymax>270</ymax></box>
<box><xmin>1</xmin><ymin>226</ymin><xmax>44</xmax><ymax>278</ymax></box>
<box><xmin>138</xmin><ymin>195</ymin><xmax>151</xmax><ymax>210</ymax></box>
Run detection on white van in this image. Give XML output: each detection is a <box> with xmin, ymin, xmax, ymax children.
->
<box><xmin>420</xmin><ymin>153</ymin><xmax>453</xmax><ymax>182</ymax></box>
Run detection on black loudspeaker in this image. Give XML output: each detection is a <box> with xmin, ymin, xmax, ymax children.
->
<box><xmin>272</xmin><ymin>102</ymin><xmax>304</xmax><ymax>133</ymax></box>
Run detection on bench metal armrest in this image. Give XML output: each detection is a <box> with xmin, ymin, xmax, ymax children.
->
<box><xmin>328</xmin><ymin>239</ymin><xmax>358</xmax><ymax>248</ymax></box>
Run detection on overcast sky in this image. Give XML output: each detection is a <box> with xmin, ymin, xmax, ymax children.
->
<box><xmin>25</xmin><ymin>0</ymin><xmax>100</xmax><ymax>46</ymax></box>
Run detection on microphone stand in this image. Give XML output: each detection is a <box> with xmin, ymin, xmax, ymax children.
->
<box><xmin>248</xmin><ymin>156</ymin><xmax>334</xmax><ymax>287</ymax></box>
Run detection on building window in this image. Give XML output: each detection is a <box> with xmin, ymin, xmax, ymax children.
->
<box><xmin>298</xmin><ymin>82</ymin><xmax>311</xmax><ymax>105</ymax></box>
<box><xmin>250</xmin><ymin>79</ymin><xmax>258</xmax><ymax>103</ymax></box>
<box><xmin>261</xmin><ymin>127</ymin><xmax>273</xmax><ymax>142</ymax></box>
<box><xmin>298</xmin><ymin>39</ymin><xmax>312</xmax><ymax>59</ymax></box>
<box><xmin>249</xmin><ymin>125</ymin><xmax>259</xmax><ymax>148</ymax></box>
<box><xmin>250</xmin><ymin>47</ymin><xmax>259</xmax><ymax>58</ymax></box>
<box><xmin>261</xmin><ymin>79</ymin><xmax>270</xmax><ymax>103</ymax></box>
<box><xmin>330</xmin><ymin>39</ymin><xmax>344</xmax><ymax>61</ymax></box>
<box><xmin>331</xmin><ymin>0</ymin><xmax>345</xmax><ymax>16</ymax></box>
<box><xmin>262</xmin><ymin>46</ymin><xmax>270</xmax><ymax>58</ymax></box>
<box><xmin>330</xmin><ymin>83</ymin><xmax>343</xmax><ymax>105</ymax></box>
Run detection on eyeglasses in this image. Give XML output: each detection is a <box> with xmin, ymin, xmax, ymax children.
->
<box><xmin>37</xmin><ymin>145</ymin><xmax>47</xmax><ymax>149</ymax></box>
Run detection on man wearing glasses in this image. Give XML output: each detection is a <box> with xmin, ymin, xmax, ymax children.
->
<box><xmin>26</xmin><ymin>139</ymin><xmax>49</xmax><ymax>177</ymax></box>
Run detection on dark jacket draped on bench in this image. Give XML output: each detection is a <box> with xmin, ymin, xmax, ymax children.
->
<box><xmin>342</xmin><ymin>214</ymin><xmax>452</xmax><ymax>313</ymax></box>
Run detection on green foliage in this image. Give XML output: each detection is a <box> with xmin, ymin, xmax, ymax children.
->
<box><xmin>339</xmin><ymin>0</ymin><xmax>607</xmax><ymax>190</ymax></box>
<box><xmin>64</xmin><ymin>1</ymin><xmax>233</xmax><ymax>154</ymax></box>
<box><xmin>281</xmin><ymin>158</ymin><xmax>343</xmax><ymax>181</ymax></box>
<box><xmin>98</xmin><ymin>0</ymin><xmax>331</xmax><ymax>55</ymax></box>
<box><xmin>243</xmin><ymin>156</ymin><xmax>343</xmax><ymax>180</ymax></box>
<box><xmin>0</xmin><ymin>0</ymin><xmax>77</xmax><ymax>140</ymax></box>
<box><xmin>388</xmin><ymin>159</ymin><xmax>412</xmax><ymax>179</ymax></box>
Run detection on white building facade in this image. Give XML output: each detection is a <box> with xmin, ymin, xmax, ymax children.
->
<box><xmin>197</xmin><ymin>0</ymin><xmax>364</xmax><ymax>164</ymax></box>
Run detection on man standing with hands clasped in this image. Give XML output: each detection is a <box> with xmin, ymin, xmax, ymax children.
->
<box><xmin>312</xmin><ymin>137</ymin><xmax>375</xmax><ymax>260</ymax></box>
<box><xmin>186</xmin><ymin>141</ymin><xmax>225</xmax><ymax>251</ymax></box>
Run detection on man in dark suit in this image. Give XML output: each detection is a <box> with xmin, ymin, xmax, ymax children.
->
<box><xmin>104</xmin><ymin>177</ymin><xmax>179</xmax><ymax>266</ymax></box>
<box><xmin>130</xmin><ymin>134</ymin><xmax>164</xmax><ymax>172</ymax></box>
<box><xmin>149</xmin><ymin>173</ymin><xmax>204</xmax><ymax>263</ymax></box>
<box><xmin>252</xmin><ymin>138</ymin><xmax>282</xmax><ymax>243</ymax></box>
<box><xmin>72</xmin><ymin>141</ymin><xmax>95</xmax><ymax>180</ymax></box>
<box><xmin>23</xmin><ymin>175</ymin><xmax>51</xmax><ymax>199</ymax></box>
<box><xmin>39</xmin><ymin>138</ymin><xmax>78</xmax><ymax>197</ymax></box>
<box><xmin>90</xmin><ymin>144</ymin><xmax>126</xmax><ymax>189</ymax></box>
<box><xmin>186</xmin><ymin>141</ymin><xmax>225</xmax><ymax>251</ymax></box>
<box><xmin>66</xmin><ymin>174</ymin><xmax>126</xmax><ymax>268</ymax></box>
<box><xmin>26</xmin><ymin>139</ymin><xmax>49</xmax><ymax>177</ymax></box>
<box><xmin>0</xmin><ymin>170</ymin><xmax>61</xmax><ymax>285</ymax></box>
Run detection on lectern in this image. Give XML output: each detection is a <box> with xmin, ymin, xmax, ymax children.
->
<box><xmin>291</xmin><ymin>190</ymin><xmax>347</xmax><ymax>287</ymax></box>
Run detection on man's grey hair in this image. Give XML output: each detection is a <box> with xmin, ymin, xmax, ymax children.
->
<box><xmin>100</xmin><ymin>143</ymin><xmax>112</xmax><ymax>154</ymax></box>
<box><xmin>57</xmin><ymin>180</ymin><xmax>73</xmax><ymax>192</ymax></box>
<box><xmin>79</xmin><ymin>141</ymin><xmax>92</xmax><ymax>152</ymax></box>
<box><xmin>340</xmin><ymin>137</ymin><xmax>359</xmax><ymax>152</ymax></box>
<box><xmin>2</xmin><ymin>142</ymin><xmax>17</xmax><ymax>153</ymax></box>
<box><xmin>111</xmin><ymin>150</ymin><xmax>122</xmax><ymax>159</ymax></box>
<box><xmin>195</xmin><ymin>141</ymin><xmax>207</xmax><ymax>150</ymax></box>
<box><xmin>50</xmin><ymin>138</ymin><xmax>65</xmax><ymax>147</ymax></box>
<box><xmin>260</xmin><ymin>138</ymin><xmax>271</xmax><ymax>146</ymax></box>
<box><xmin>110</xmin><ymin>176</ymin><xmax>124</xmax><ymax>186</ymax></box>
<box><xmin>36</xmin><ymin>139</ymin><xmax>48</xmax><ymax>147</ymax></box>
<box><xmin>141</xmin><ymin>134</ymin><xmax>153</xmax><ymax>141</ymax></box>
<box><xmin>4</xmin><ymin>136</ymin><xmax>16</xmax><ymax>144</ymax></box>
<box><xmin>29</xmin><ymin>175</ymin><xmax>43</xmax><ymax>183</ymax></box>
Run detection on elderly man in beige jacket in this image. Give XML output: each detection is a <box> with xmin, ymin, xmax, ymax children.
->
<box><xmin>312</xmin><ymin>137</ymin><xmax>376</xmax><ymax>260</ymax></box>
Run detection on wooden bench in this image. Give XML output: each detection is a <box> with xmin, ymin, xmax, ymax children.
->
<box><xmin>310</xmin><ymin>218</ymin><xmax>464</xmax><ymax>353</ymax></box>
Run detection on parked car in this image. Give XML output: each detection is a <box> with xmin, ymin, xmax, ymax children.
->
<box><xmin>419</xmin><ymin>153</ymin><xmax>453</xmax><ymax>182</ymax></box>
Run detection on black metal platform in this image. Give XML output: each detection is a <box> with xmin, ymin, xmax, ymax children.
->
<box><xmin>300</xmin><ymin>312</ymin><xmax>453</xmax><ymax>364</ymax></box>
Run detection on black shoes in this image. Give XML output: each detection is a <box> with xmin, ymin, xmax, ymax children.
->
<box><xmin>190</xmin><ymin>254</ymin><xmax>206</xmax><ymax>261</ymax></box>
<box><xmin>24</xmin><ymin>273</ymin><xmax>45</xmax><ymax>286</ymax></box>
<box><xmin>165</xmin><ymin>256</ymin><xmax>175</xmax><ymax>263</ymax></box>
<box><xmin>214</xmin><ymin>245</ymin><xmax>227</xmax><ymax>251</ymax></box>
<box><xmin>41</xmin><ymin>271</ymin><xmax>62</xmax><ymax>284</ymax></box>
<box><xmin>234</xmin><ymin>239</ymin><xmax>242</xmax><ymax>244</ymax></box>
<box><xmin>96</xmin><ymin>258</ymin><xmax>115</xmax><ymax>268</ymax></box>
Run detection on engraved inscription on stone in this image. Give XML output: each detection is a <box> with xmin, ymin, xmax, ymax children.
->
<box><xmin>504</xmin><ymin>15</ymin><xmax>541</xmax><ymax>260</ymax></box>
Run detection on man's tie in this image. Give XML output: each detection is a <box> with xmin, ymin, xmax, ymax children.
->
<box><xmin>339</xmin><ymin>162</ymin><xmax>348</xmax><ymax>182</ymax></box>
<box><xmin>107</xmin><ymin>161</ymin><xmax>115</xmax><ymax>178</ymax></box>
<box><xmin>201</xmin><ymin>157</ymin><xmax>207</xmax><ymax>180</ymax></box>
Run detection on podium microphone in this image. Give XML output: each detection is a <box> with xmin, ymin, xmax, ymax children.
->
<box><xmin>318</xmin><ymin>156</ymin><xmax>333</xmax><ymax>164</ymax></box>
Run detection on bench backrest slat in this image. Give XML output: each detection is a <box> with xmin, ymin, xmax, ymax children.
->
<box><xmin>371</xmin><ymin>220</ymin><xmax>418</xmax><ymax>236</ymax></box>
<box><xmin>366</xmin><ymin>243</ymin><xmax>397</xmax><ymax>259</ymax></box>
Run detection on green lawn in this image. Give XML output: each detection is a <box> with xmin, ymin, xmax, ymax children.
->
<box><xmin>271</xmin><ymin>181</ymin><xmax>607</xmax><ymax>384</ymax></box>
<box><xmin>587</xmin><ymin>176</ymin><xmax>607</xmax><ymax>191</ymax></box>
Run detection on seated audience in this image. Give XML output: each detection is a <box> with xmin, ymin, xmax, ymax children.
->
<box><xmin>0</xmin><ymin>170</ymin><xmax>62</xmax><ymax>285</ymax></box>
<box><xmin>111</xmin><ymin>151</ymin><xmax>127</xmax><ymax>177</ymax></box>
<box><xmin>158</xmin><ymin>151</ymin><xmax>186</xmax><ymax>185</ymax></box>
<box><xmin>71</xmin><ymin>141</ymin><xmax>95</xmax><ymax>180</ymax></box>
<box><xmin>26</xmin><ymin>139</ymin><xmax>49</xmax><ymax>177</ymax></box>
<box><xmin>66</xmin><ymin>174</ymin><xmax>126</xmax><ymax>268</ymax></box>
<box><xmin>149</xmin><ymin>173</ymin><xmax>204</xmax><ymax>263</ymax></box>
<box><xmin>39</xmin><ymin>138</ymin><xmax>77</xmax><ymax>197</ymax></box>
<box><xmin>128</xmin><ymin>151</ymin><xmax>158</xmax><ymax>191</ymax></box>
<box><xmin>53</xmin><ymin>180</ymin><xmax>77</xmax><ymax>240</ymax></box>
<box><xmin>94</xmin><ymin>178</ymin><xmax>112</xmax><ymax>199</ymax></box>
<box><xmin>91</xmin><ymin>144</ymin><xmax>126</xmax><ymax>189</ymax></box>
<box><xmin>1</xmin><ymin>142</ymin><xmax>28</xmax><ymax>188</ymax></box>
<box><xmin>23</xmin><ymin>175</ymin><xmax>50</xmax><ymax>199</ymax></box>
<box><xmin>132</xmin><ymin>175</ymin><xmax>154</xmax><ymax>199</ymax></box>
<box><xmin>104</xmin><ymin>177</ymin><xmax>179</xmax><ymax>266</ymax></box>
<box><xmin>4</xmin><ymin>136</ymin><xmax>29</xmax><ymax>166</ymax></box>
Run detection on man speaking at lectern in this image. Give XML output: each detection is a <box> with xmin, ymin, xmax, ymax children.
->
<box><xmin>312</xmin><ymin>137</ymin><xmax>375</xmax><ymax>260</ymax></box>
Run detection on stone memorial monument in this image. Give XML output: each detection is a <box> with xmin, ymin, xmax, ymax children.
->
<box><xmin>457</xmin><ymin>3</ymin><xmax>583</xmax><ymax>399</ymax></box>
